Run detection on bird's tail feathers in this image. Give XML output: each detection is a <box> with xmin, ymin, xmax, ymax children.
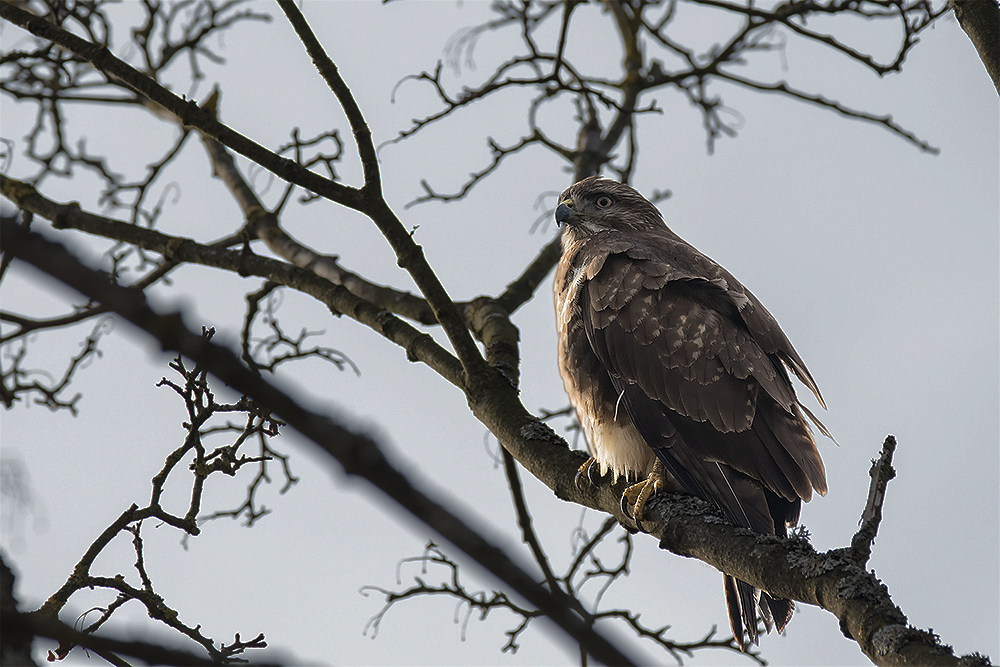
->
<box><xmin>725</xmin><ymin>574</ymin><xmax>760</xmax><ymax>650</ymax></box>
<box><xmin>763</xmin><ymin>592</ymin><xmax>795</xmax><ymax>633</ymax></box>
<box><xmin>724</xmin><ymin>574</ymin><xmax>794</xmax><ymax>651</ymax></box>
<box><xmin>724</xmin><ymin>574</ymin><xmax>747</xmax><ymax>649</ymax></box>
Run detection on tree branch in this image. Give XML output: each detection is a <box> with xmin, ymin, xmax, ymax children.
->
<box><xmin>0</xmin><ymin>1</ymin><xmax>365</xmax><ymax>209</ymax></box>
<box><xmin>0</xmin><ymin>217</ymin><xmax>641</xmax><ymax>667</ymax></box>
<box><xmin>5</xmin><ymin>602</ymin><xmax>276</xmax><ymax>667</ymax></box>
<box><xmin>644</xmin><ymin>476</ymin><xmax>985</xmax><ymax>667</ymax></box>
<box><xmin>0</xmin><ymin>173</ymin><xmax>466</xmax><ymax>389</ymax></box>
<box><xmin>712</xmin><ymin>72</ymin><xmax>940</xmax><ymax>153</ymax></box>
<box><xmin>502</xmin><ymin>448</ymin><xmax>562</xmax><ymax>595</ymax></box>
<box><xmin>950</xmin><ymin>0</ymin><xmax>1000</xmax><ymax>95</ymax></box>
<box><xmin>273</xmin><ymin>0</ymin><xmax>488</xmax><ymax>382</ymax></box>
<box><xmin>851</xmin><ymin>435</ymin><xmax>897</xmax><ymax>566</ymax></box>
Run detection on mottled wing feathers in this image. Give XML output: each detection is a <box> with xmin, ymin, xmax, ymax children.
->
<box><xmin>577</xmin><ymin>248</ymin><xmax>817</xmax><ymax>646</ymax></box>
<box><xmin>614</xmin><ymin>226</ymin><xmax>827</xmax><ymax>410</ymax></box>
<box><xmin>554</xmin><ymin>177</ymin><xmax>828</xmax><ymax>648</ymax></box>
<box><xmin>579</xmin><ymin>251</ymin><xmax>825</xmax><ymax>507</ymax></box>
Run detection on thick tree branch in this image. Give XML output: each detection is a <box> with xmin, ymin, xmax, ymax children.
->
<box><xmin>0</xmin><ymin>173</ymin><xmax>465</xmax><ymax>388</ymax></box>
<box><xmin>0</xmin><ymin>218</ymin><xmax>640</xmax><ymax>667</ymax></box>
<box><xmin>272</xmin><ymin>0</ymin><xmax>488</xmax><ymax>382</ymax></box>
<box><xmin>643</xmin><ymin>483</ymin><xmax>985</xmax><ymax>666</ymax></box>
<box><xmin>950</xmin><ymin>0</ymin><xmax>1000</xmax><ymax>95</ymax></box>
<box><xmin>1</xmin><ymin>0</ymin><xmax>491</xmax><ymax>385</ymax></box>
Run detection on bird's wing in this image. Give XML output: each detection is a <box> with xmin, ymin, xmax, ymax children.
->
<box><xmin>579</xmin><ymin>251</ymin><xmax>827</xmax><ymax>512</ymax></box>
<box><xmin>624</xmin><ymin>232</ymin><xmax>827</xmax><ymax>410</ymax></box>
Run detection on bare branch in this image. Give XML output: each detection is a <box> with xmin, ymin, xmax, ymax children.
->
<box><xmin>407</xmin><ymin>131</ymin><xmax>546</xmax><ymax>207</ymax></box>
<box><xmin>851</xmin><ymin>435</ymin><xmax>897</xmax><ymax>565</ymax></box>
<box><xmin>360</xmin><ymin>542</ymin><xmax>540</xmax><ymax>652</ymax></box>
<box><xmin>0</xmin><ymin>317</ymin><xmax>110</xmax><ymax>413</ymax></box>
<box><xmin>273</xmin><ymin>0</ymin><xmax>489</xmax><ymax>381</ymax></box>
<box><xmin>502</xmin><ymin>449</ymin><xmax>562</xmax><ymax>594</ymax></box>
<box><xmin>0</xmin><ymin>173</ymin><xmax>466</xmax><ymax>388</ymax></box>
<box><xmin>1</xmin><ymin>217</ymin><xmax>642</xmax><ymax>667</ymax></box>
<box><xmin>713</xmin><ymin>72</ymin><xmax>940</xmax><ymax>153</ymax></box>
<box><xmin>388</xmin><ymin>0</ymin><xmax>942</xmax><ymax>191</ymax></box>
<box><xmin>950</xmin><ymin>0</ymin><xmax>1000</xmax><ymax>94</ymax></box>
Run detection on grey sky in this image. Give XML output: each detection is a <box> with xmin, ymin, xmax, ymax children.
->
<box><xmin>1</xmin><ymin>2</ymin><xmax>997</xmax><ymax>666</ymax></box>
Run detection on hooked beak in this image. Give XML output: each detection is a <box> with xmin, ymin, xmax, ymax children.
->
<box><xmin>555</xmin><ymin>199</ymin><xmax>575</xmax><ymax>226</ymax></box>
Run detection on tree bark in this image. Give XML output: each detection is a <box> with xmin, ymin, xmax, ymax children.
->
<box><xmin>950</xmin><ymin>0</ymin><xmax>1000</xmax><ymax>95</ymax></box>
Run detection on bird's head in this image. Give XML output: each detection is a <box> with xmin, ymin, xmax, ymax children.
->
<box><xmin>555</xmin><ymin>177</ymin><xmax>664</xmax><ymax>242</ymax></box>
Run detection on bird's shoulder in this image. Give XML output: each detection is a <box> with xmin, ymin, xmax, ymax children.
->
<box><xmin>565</xmin><ymin>229</ymin><xmax>749</xmax><ymax>316</ymax></box>
<box><xmin>563</xmin><ymin>228</ymin><xmax>824</xmax><ymax>409</ymax></box>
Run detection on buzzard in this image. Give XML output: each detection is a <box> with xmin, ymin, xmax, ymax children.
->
<box><xmin>553</xmin><ymin>177</ymin><xmax>828</xmax><ymax>649</ymax></box>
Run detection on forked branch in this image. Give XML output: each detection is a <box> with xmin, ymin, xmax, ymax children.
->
<box><xmin>1</xmin><ymin>217</ymin><xmax>641</xmax><ymax>667</ymax></box>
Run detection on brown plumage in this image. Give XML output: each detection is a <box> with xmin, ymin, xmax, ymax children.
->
<box><xmin>553</xmin><ymin>176</ymin><xmax>828</xmax><ymax>649</ymax></box>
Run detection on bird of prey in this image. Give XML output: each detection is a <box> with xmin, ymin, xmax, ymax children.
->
<box><xmin>553</xmin><ymin>176</ymin><xmax>828</xmax><ymax>649</ymax></box>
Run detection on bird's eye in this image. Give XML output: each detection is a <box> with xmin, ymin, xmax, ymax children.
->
<box><xmin>595</xmin><ymin>195</ymin><xmax>613</xmax><ymax>208</ymax></box>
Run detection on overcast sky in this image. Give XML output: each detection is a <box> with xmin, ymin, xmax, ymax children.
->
<box><xmin>1</xmin><ymin>2</ymin><xmax>998</xmax><ymax>666</ymax></box>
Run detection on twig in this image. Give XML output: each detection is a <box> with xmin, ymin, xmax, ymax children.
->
<box><xmin>851</xmin><ymin>435</ymin><xmax>897</xmax><ymax>565</ymax></box>
<box><xmin>1</xmin><ymin>216</ymin><xmax>642</xmax><ymax>667</ymax></box>
<box><xmin>501</xmin><ymin>449</ymin><xmax>562</xmax><ymax>594</ymax></box>
<box><xmin>274</xmin><ymin>0</ymin><xmax>489</xmax><ymax>381</ymax></box>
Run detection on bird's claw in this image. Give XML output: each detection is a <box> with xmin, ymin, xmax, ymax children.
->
<box><xmin>620</xmin><ymin>489</ymin><xmax>635</xmax><ymax>519</ymax></box>
<box><xmin>575</xmin><ymin>457</ymin><xmax>606</xmax><ymax>491</ymax></box>
<box><xmin>574</xmin><ymin>459</ymin><xmax>591</xmax><ymax>491</ymax></box>
<box><xmin>621</xmin><ymin>472</ymin><xmax>665</xmax><ymax>524</ymax></box>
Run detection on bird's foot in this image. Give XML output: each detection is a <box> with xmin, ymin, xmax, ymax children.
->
<box><xmin>621</xmin><ymin>467</ymin><xmax>667</xmax><ymax>523</ymax></box>
<box><xmin>575</xmin><ymin>457</ymin><xmax>609</xmax><ymax>491</ymax></box>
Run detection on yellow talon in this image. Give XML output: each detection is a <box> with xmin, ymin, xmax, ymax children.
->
<box><xmin>621</xmin><ymin>461</ymin><xmax>667</xmax><ymax>523</ymax></box>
